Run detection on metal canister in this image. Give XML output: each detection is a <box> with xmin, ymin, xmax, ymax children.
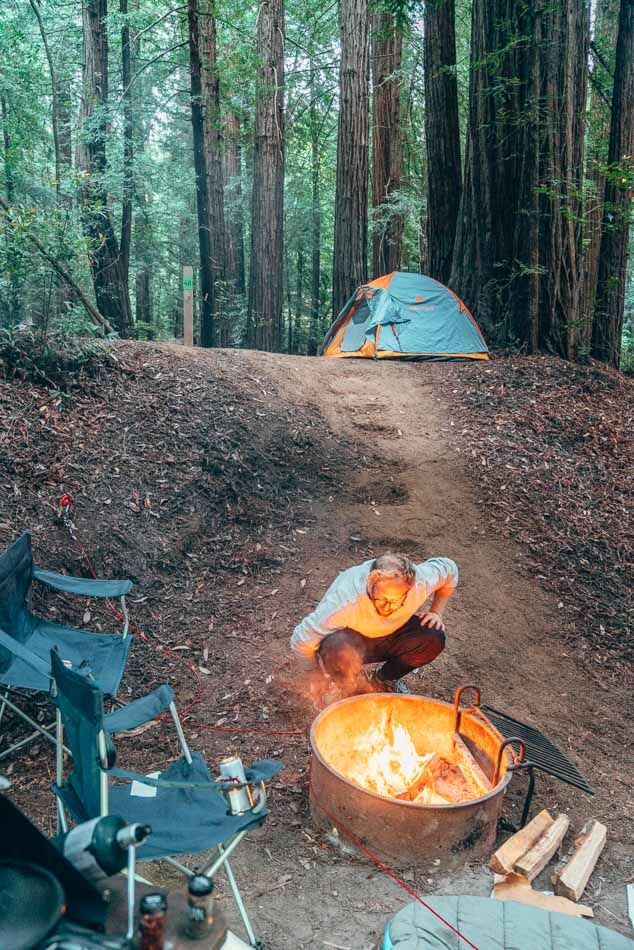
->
<box><xmin>185</xmin><ymin>874</ymin><xmax>215</xmax><ymax>939</ymax></box>
<box><xmin>218</xmin><ymin>756</ymin><xmax>252</xmax><ymax>815</ymax></box>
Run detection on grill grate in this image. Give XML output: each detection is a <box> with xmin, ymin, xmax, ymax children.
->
<box><xmin>481</xmin><ymin>704</ymin><xmax>593</xmax><ymax>795</ymax></box>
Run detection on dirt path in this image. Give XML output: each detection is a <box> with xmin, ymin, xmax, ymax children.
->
<box><xmin>201</xmin><ymin>351</ymin><xmax>631</xmax><ymax>948</ymax></box>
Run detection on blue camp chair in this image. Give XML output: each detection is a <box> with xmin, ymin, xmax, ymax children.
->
<box><xmin>0</xmin><ymin>532</ymin><xmax>133</xmax><ymax>759</ymax></box>
<box><xmin>50</xmin><ymin>650</ymin><xmax>281</xmax><ymax>948</ymax></box>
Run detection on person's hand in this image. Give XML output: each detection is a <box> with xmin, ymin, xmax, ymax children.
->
<box><xmin>420</xmin><ymin>611</ymin><xmax>445</xmax><ymax>631</ymax></box>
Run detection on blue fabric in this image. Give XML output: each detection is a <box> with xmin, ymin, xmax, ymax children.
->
<box><xmin>108</xmin><ymin>753</ymin><xmax>268</xmax><ymax>861</ymax></box>
<box><xmin>51</xmin><ymin>652</ymin><xmax>281</xmax><ymax>864</ymax></box>
<box><xmin>341</xmin><ymin>299</ymin><xmax>372</xmax><ymax>352</ymax></box>
<box><xmin>385</xmin><ymin>897</ymin><xmax>634</xmax><ymax>949</ymax></box>
<box><xmin>0</xmin><ymin>619</ymin><xmax>132</xmax><ymax>694</ymax></box>
<box><xmin>328</xmin><ymin>272</ymin><xmax>489</xmax><ymax>359</ymax></box>
<box><xmin>0</xmin><ymin>627</ymin><xmax>50</xmax><ymax>679</ymax></box>
<box><xmin>0</xmin><ymin>533</ymin><xmax>131</xmax><ymax>696</ymax></box>
<box><xmin>33</xmin><ymin>568</ymin><xmax>133</xmax><ymax>598</ymax></box>
<box><xmin>104</xmin><ymin>685</ymin><xmax>174</xmax><ymax>733</ymax></box>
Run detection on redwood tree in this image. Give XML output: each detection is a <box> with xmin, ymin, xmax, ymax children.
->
<box><xmin>451</xmin><ymin>0</ymin><xmax>589</xmax><ymax>357</ymax></box>
<box><xmin>78</xmin><ymin>0</ymin><xmax>132</xmax><ymax>337</ymax></box>
<box><xmin>332</xmin><ymin>0</ymin><xmax>369</xmax><ymax>317</ymax></box>
<box><xmin>224</xmin><ymin>111</ymin><xmax>245</xmax><ymax>298</ymax></box>
<box><xmin>371</xmin><ymin>10</ymin><xmax>403</xmax><ymax>277</ymax></box>
<box><xmin>188</xmin><ymin>0</ymin><xmax>215</xmax><ymax>346</ymax></box>
<box><xmin>592</xmin><ymin>0</ymin><xmax>634</xmax><ymax>367</ymax></box>
<box><xmin>247</xmin><ymin>0</ymin><xmax>285</xmax><ymax>351</ymax></box>
<box><xmin>424</xmin><ymin>0</ymin><xmax>461</xmax><ymax>284</ymax></box>
<box><xmin>200</xmin><ymin>2</ymin><xmax>228</xmax><ymax>342</ymax></box>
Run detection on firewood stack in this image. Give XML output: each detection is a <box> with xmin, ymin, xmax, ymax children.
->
<box><xmin>490</xmin><ymin>810</ymin><xmax>607</xmax><ymax>918</ymax></box>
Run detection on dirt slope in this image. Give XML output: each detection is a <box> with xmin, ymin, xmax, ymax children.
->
<box><xmin>3</xmin><ymin>344</ymin><xmax>632</xmax><ymax>948</ymax></box>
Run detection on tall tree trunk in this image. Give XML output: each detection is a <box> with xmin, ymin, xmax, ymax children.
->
<box><xmin>295</xmin><ymin>246</ymin><xmax>304</xmax><ymax>353</ymax></box>
<box><xmin>224</xmin><ymin>111</ymin><xmax>246</xmax><ymax>298</ymax></box>
<box><xmin>188</xmin><ymin>0</ymin><xmax>215</xmax><ymax>346</ymax></box>
<box><xmin>580</xmin><ymin>0</ymin><xmax>620</xmax><ymax>354</ymax></box>
<box><xmin>28</xmin><ymin>0</ymin><xmax>63</xmax><ymax>200</ymax></box>
<box><xmin>424</xmin><ymin>0</ymin><xmax>461</xmax><ymax>284</ymax></box>
<box><xmin>135</xmin><ymin>268</ymin><xmax>152</xmax><ymax>336</ymax></box>
<box><xmin>308</xmin><ymin>58</ymin><xmax>321</xmax><ymax>354</ymax></box>
<box><xmin>200</xmin><ymin>2</ymin><xmax>228</xmax><ymax>343</ymax></box>
<box><xmin>247</xmin><ymin>0</ymin><xmax>285</xmax><ymax>351</ymax></box>
<box><xmin>371</xmin><ymin>11</ymin><xmax>403</xmax><ymax>278</ymax></box>
<box><xmin>120</xmin><ymin>0</ymin><xmax>133</xmax><ymax>286</ymax></box>
<box><xmin>332</xmin><ymin>0</ymin><xmax>369</xmax><ymax>317</ymax></box>
<box><xmin>592</xmin><ymin>0</ymin><xmax>634</xmax><ymax>367</ymax></box>
<box><xmin>1</xmin><ymin>97</ymin><xmax>21</xmax><ymax>324</ymax></box>
<box><xmin>451</xmin><ymin>0</ymin><xmax>588</xmax><ymax>356</ymax></box>
<box><xmin>79</xmin><ymin>0</ymin><xmax>132</xmax><ymax>337</ymax></box>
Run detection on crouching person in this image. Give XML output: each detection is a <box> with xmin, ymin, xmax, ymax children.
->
<box><xmin>290</xmin><ymin>553</ymin><xmax>457</xmax><ymax>701</ymax></box>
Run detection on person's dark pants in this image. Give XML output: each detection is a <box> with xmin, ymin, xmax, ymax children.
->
<box><xmin>317</xmin><ymin>614</ymin><xmax>445</xmax><ymax>684</ymax></box>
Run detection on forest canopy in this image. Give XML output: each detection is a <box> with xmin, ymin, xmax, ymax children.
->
<box><xmin>0</xmin><ymin>0</ymin><xmax>632</xmax><ymax>368</ymax></box>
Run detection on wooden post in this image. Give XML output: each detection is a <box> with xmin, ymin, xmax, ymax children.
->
<box><xmin>183</xmin><ymin>265</ymin><xmax>194</xmax><ymax>346</ymax></box>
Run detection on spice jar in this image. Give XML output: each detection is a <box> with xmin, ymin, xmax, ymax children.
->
<box><xmin>139</xmin><ymin>892</ymin><xmax>167</xmax><ymax>950</ymax></box>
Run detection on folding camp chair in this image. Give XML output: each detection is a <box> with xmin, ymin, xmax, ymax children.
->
<box><xmin>50</xmin><ymin>651</ymin><xmax>281</xmax><ymax>948</ymax></box>
<box><xmin>0</xmin><ymin>532</ymin><xmax>133</xmax><ymax>760</ymax></box>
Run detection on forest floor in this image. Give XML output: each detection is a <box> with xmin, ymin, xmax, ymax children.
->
<box><xmin>2</xmin><ymin>342</ymin><xmax>632</xmax><ymax>948</ymax></box>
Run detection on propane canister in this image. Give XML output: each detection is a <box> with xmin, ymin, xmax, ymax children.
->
<box><xmin>55</xmin><ymin>815</ymin><xmax>151</xmax><ymax>882</ymax></box>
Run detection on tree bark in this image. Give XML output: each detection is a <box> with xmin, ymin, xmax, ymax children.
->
<box><xmin>135</xmin><ymin>267</ymin><xmax>151</xmax><ymax>336</ymax></box>
<box><xmin>247</xmin><ymin>0</ymin><xmax>285</xmax><ymax>351</ymax></box>
<box><xmin>120</xmin><ymin>0</ymin><xmax>133</xmax><ymax>286</ymax></box>
<box><xmin>371</xmin><ymin>11</ymin><xmax>403</xmax><ymax>278</ymax></box>
<box><xmin>79</xmin><ymin>0</ymin><xmax>132</xmax><ymax>337</ymax></box>
<box><xmin>424</xmin><ymin>0</ymin><xmax>461</xmax><ymax>284</ymax></box>
<box><xmin>224</xmin><ymin>111</ymin><xmax>246</xmax><ymax>297</ymax></box>
<box><xmin>332</xmin><ymin>0</ymin><xmax>369</xmax><ymax>317</ymax></box>
<box><xmin>200</xmin><ymin>1</ymin><xmax>228</xmax><ymax>343</ymax></box>
<box><xmin>308</xmin><ymin>56</ymin><xmax>321</xmax><ymax>354</ymax></box>
<box><xmin>188</xmin><ymin>0</ymin><xmax>215</xmax><ymax>346</ymax></box>
<box><xmin>28</xmin><ymin>0</ymin><xmax>63</xmax><ymax>201</ymax></box>
<box><xmin>580</xmin><ymin>0</ymin><xmax>620</xmax><ymax>354</ymax></box>
<box><xmin>592</xmin><ymin>0</ymin><xmax>634</xmax><ymax>367</ymax></box>
<box><xmin>451</xmin><ymin>0</ymin><xmax>589</xmax><ymax>356</ymax></box>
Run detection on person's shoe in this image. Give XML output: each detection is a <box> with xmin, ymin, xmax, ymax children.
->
<box><xmin>364</xmin><ymin>669</ymin><xmax>411</xmax><ymax>694</ymax></box>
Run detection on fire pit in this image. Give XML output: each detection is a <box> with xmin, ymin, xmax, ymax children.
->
<box><xmin>310</xmin><ymin>687</ymin><xmax>517</xmax><ymax>866</ymax></box>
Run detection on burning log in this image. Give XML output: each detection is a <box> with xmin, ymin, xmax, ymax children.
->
<box><xmin>452</xmin><ymin>734</ymin><xmax>492</xmax><ymax>796</ymax></box>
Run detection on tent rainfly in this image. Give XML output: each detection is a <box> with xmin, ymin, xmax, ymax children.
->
<box><xmin>321</xmin><ymin>271</ymin><xmax>489</xmax><ymax>361</ymax></box>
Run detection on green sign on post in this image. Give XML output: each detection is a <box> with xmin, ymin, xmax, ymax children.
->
<box><xmin>183</xmin><ymin>274</ymin><xmax>193</xmax><ymax>291</ymax></box>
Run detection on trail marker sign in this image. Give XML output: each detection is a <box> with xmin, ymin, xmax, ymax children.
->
<box><xmin>183</xmin><ymin>265</ymin><xmax>193</xmax><ymax>346</ymax></box>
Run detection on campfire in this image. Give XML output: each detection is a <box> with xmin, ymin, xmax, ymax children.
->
<box><xmin>310</xmin><ymin>690</ymin><xmax>511</xmax><ymax>865</ymax></box>
<box><xmin>329</xmin><ymin>709</ymin><xmax>486</xmax><ymax>805</ymax></box>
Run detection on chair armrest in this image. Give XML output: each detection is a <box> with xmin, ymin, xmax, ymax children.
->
<box><xmin>108</xmin><ymin>766</ymin><xmax>221</xmax><ymax>791</ymax></box>
<box><xmin>104</xmin><ymin>685</ymin><xmax>174</xmax><ymax>734</ymax></box>
<box><xmin>33</xmin><ymin>567</ymin><xmax>133</xmax><ymax>599</ymax></box>
<box><xmin>0</xmin><ymin>628</ymin><xmax>51</xmax><ymax>678</ymax></box>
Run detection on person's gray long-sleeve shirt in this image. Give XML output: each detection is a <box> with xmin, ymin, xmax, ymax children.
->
<box><xmin>290</xmin><ymin>557</ymin><xmax>458</xmax><ymax>666</ymax></box>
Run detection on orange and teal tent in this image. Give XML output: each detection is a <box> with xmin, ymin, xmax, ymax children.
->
<box><xmin>321</xmin><ymin>272</ymin><xmax>489</xmax><ymax>361</ymax></box>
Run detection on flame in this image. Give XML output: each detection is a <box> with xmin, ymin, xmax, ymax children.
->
<box><xmin>345</xmin><ymin>710</ymin><xmax>433</xmax><ymax>798</ymax></box>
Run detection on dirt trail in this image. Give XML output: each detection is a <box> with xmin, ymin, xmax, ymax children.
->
<box><xmin>207</xmin><ymin>350</ymin><xmax>631</xmax><ymax>948</ymax></box>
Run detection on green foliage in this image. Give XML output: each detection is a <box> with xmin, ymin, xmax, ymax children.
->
<box><xmin>0</xmin><ymin>326</ymin><xmax>116</xmax><ymax>392</ymax></box>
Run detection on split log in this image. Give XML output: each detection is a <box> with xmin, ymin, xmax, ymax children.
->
<box><xmin>395</xmin><ymin>753</ymin><xmax>439</xmax><ymax>802</ymax></box>
<box><xmin>493</xmin><ymin>872</ymin><xmax>593</xmax><ymax>918</ymax></box>
<box><xmin>552</xmin><ymin>819</ymin><xmax>607</xmax><ymax>902</ymax></box>
<box><xmin>453</xmin><ymin>733</ymin><xmax>492</xmax><ymax>796</ymax></box>
<box><xmin>515</xmin><ymin>813</ymin><xmax>570</xmax><ymax>881</ymax></box>
<box><xmin>490</xmin><ymin>809</ymin><xmax>554</xmax><ymax>875</ymax></box>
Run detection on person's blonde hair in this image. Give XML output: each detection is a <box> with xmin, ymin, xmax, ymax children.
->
<box><xmin>368</xmin><ymin>553</ymin><xmax>415</xmax><ymax>595</ymax></box>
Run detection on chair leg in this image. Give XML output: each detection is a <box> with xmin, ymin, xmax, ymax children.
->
<box><xmin>0</xmin><ymin>693</ymin><xmax>66</xmax><ymax>760</ymax></box>
<box><xmin>0</xmin><ymin>688</ymin><xmax>8</xmax><ymax>728</ymax></box>
<box><xmin>220</xmin><ymin>847</ymin><xmax>259</xmax><ymax>948</ymax></box>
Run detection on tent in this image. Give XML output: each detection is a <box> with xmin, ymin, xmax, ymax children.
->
<box><xmin>321</xmin><ymin>271</ymin><xmax>489</xmax><ymax>361</ymax></box>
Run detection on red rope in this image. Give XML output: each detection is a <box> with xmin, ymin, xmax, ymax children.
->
<box><xmin>58</xmin><ymin>499</ymin><xmax>478</xmax><ymax>950</ymax></box>
<box><xmin>58</xmin><ymin>501</ymin><xmax>304</xmax><ymax>739</ymax></box>
<box><xmin>313</xmin><ymin>789</ymin><xmax>481</xmax><ymax>950</ymax></box>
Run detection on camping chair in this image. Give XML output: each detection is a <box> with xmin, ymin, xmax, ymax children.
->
<box><xmin>50</xmin><ymin>650</ymin><xmax>281</xmax><ymax>949</ymax></box>
<box><xmin>0</xmin><ymin>532</ymin><xmax>133</xmax><ymax>760</ymax></box>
